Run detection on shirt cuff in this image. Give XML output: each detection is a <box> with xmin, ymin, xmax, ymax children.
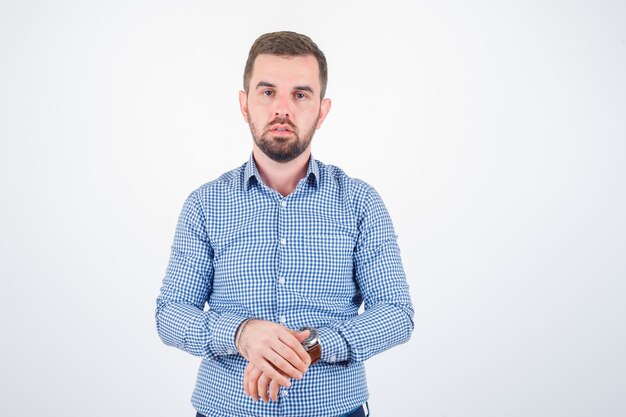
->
<box><xmin>209</xmin><ymin>312</ymin><xmax>248</xmax><ymax>356</ymax></box>
<box><xmin>317</xmin><ymin>327</ymin><xmax>350</xmax><ymax>364</ymax></box>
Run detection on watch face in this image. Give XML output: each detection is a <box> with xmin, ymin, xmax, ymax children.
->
<box><xmin>300</xmin><ymin>327</ymin><xmax>319</xmax><ymax>348</ymax></box>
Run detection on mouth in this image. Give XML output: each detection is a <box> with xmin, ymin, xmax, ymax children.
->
<box><xmin>269</xmin><ymin>124</ymin><xmax>294</xmax><ymax>135</ymax></box>
<box><xmin>271</xmin><ymin>124</ymin><xmax>292</xmax><ymax>131</ymax></box>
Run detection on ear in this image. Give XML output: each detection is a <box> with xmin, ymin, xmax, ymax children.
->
<box><xmin>238</xmin><ymin>90</ymin><xmax>249</xmax><ymax>122</ymax></box>
<box><xmin>316</xmin><ymin>98</ymin><xmax>332</xmax><ymax>129</ymax></box>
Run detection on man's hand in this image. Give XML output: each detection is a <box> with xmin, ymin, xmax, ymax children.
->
<box><xmin>243</xmin><ymin>362</ymin><xmax>281</xmax><ymax>402</ymax></box>
<box><xmin>237</xmin><ymin>320</ymin><xmax>311</xmax><ymax>389</ymax></box>
<box><xmin>242</xmin><ymin>329</ymin><xmax>311</xmax><ymax>402</ymax></box>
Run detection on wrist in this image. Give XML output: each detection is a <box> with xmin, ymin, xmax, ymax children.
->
<box><xmin>235</xmin><ymin>319</ymin><xmax>254</xmax><ymax>354</ymax></box>
<box><xmin>316</xmin><ymin>327</ymin><xmax>350</xmax><ymax>363</ymax></box>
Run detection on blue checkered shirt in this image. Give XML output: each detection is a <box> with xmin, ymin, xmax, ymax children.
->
<box><xmin>156</xmin><ymin>155</ymin><xmax>414</xmax><ymax>417</ymax></box>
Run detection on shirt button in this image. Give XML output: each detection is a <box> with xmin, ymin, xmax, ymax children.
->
<box><xmin>281</xmin><ymin>200</ymin><xmax>287</xmax><ymax>208</ymax></box>
<box><xmin>279</xmin><ymin>315</ymin><xmax>286</xmax><ymax>324</ymax></box>
<box><xmin>330</xmin><ymin>354</ymin><xmax>337</xmax><ymax>363</ymax></box>
<box><xmin>279</xmin><ymin>276</ymin><xmax>285</xmax><ymax>285</ymax></box>
<box><xmin>280</xmin><ymin>238</ymin><xmax>286</xmax><ymax>245</ymax></box>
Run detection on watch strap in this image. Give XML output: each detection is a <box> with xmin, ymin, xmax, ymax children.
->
<box><xmin>308</xmin><ymin>343</ymin><xmax>321</xmax><ymax>365</ymax></box>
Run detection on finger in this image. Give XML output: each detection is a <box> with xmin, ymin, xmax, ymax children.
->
<box><xmin>275</xmin><ymin>330</ymin><xmax>310</xmax><ymax>372</ymax></box>
<box><xmin>280</xmin><ymin>330</ymin><xmax>311</xmax><ymax>369</ymax></box>
<box><xmin>264</xmin><ymin>348</ymin><xmax>304</xmax><ymax>381</ymax></box>
<box><xmin>257</xmin><ymin>358</ymin><xmax>293</xmax><ymax>387</ymax></box>
<box><xmin>243</xmin><ymin>367</ymin><xmax>249</xmax><ymax>396</ymax></box>
<box><xmin>293</xmin><ymin>329</ymin><xmax>310</xmax><ymax>341</ymax></box>
<box><xmin>269</xmin><ymin>379</ymin><xmax>281</xmax><ymax>402</ymax></box>
<box><xmin>248</xmin><ymin>373</ymin><xmax>258</xmax><ymax>402</ymax></box>
<box><xmin>290</xmin><ymin>329</ymin><xmax>313</xmax><ymax>369</ymax></box>
<box><xmin>258</xmin><ymin>373</ymin><xmax>271</xmax><ymax>403</ymax></box>
<box><xmin>243</xmin><ymin>363</ymin><xmax>256</xmax><ymax>397</ymax></box>
<box><xmin>294</xmin><ymin>330</ymin><xmax>313</xmax><ymax>363</ymax></box>
<box><xmin>245</xmin><ymin>342</ymin><xmax>299</xmax><ymax>376</ymax></box>
<box><xmin>247</xmin><ymin>366</ymin><xmax>263</xmax><ymax>402</ymax></box>
<box><xmin>277</xmin><ymin>332</ymin><xmax>311</xmax><ymax>369</ymax></box>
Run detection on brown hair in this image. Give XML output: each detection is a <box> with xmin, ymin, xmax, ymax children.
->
<box><xmin>243</xmin><ymin>31</ymin><xmax>328</xmax><ymax>98</ymax></box>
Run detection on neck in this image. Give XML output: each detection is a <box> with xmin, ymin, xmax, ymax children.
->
<box><xmin>252</xmin><ymin>147</ymin><xmax>310</xmax><ymax>197</ymax></box>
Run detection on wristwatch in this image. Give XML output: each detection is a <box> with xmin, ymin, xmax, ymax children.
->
<box><xmin>299</xmin><ymin>327</ymin><xmax>321</xmax><ymax>365</ymax></box>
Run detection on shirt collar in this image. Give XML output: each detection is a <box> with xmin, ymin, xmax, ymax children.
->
<box><xmin>244</xmin><ymin>153</ymin><xmax>320</xmax><ymax>190</ymax></box>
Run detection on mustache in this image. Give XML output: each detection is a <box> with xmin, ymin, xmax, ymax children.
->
<box><xmin>267</xmin><ymin>116</ymin><xmax>296</xmax><ymax>130</ymax></box>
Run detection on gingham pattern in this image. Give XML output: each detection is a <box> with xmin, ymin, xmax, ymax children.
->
<box><xmin>156</xmin><ymin>155</ymin><xmax>414</xmax><ymax>417</ymax></box>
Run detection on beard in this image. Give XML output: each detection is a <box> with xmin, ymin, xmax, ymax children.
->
<box><xmin>249</xmin><ymin>115</ymin><xmax>319</xmax><ymax>163</ymax></box>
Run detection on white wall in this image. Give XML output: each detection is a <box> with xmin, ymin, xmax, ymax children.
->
<box><xmin>1</xmin><ymin>1</ymin><xmax>624</xmax><ymax>416</ymax></box>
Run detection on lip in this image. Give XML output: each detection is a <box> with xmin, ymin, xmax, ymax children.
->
<box><xmin>270</xmin><ymin>124</ymin><xmax>293</xmax><ymax>133</ymax></box>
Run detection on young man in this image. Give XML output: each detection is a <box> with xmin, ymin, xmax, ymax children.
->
<box><xmin>156</xmin><ymin>31</ymin><xmax>414</xmax><ymax>417</ymax></box>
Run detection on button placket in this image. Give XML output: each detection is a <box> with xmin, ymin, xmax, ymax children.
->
<box><xmin>277</xmin><ymin>195</ymin><xmax>289</xmax><ymax>331</ymax></box>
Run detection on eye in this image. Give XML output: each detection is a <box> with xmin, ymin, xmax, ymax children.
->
<box><xmin>294</xmin><ymin>92</ymin><xmax>307</xmax><ymax>100</ymax></box>
<box><xmin>262</xmin><ymin>90</ymin><xmax>274</xmax><ymax>97</ymax></box>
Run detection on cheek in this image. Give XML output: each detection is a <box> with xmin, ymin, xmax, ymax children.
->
<box><xmin>245</xmin><ymin>108</ymin><xmax>262</xmax><ymax>125</ymax></box>
<box><xmin>248</xmin><ymin>101</ymin><xmax>271</xmax><ymax>119</ymax></box>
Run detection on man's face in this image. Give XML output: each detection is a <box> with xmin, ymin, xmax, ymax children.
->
<box><xmin>239</xmin><ymin>54</ymin><xmax>331</xmax><ymax>163</ymax></box>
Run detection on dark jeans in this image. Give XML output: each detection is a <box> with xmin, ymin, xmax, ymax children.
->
<box><xmin>196</xmin><ymin>403</ymin><xmax>368</xmax><ymax>417</ymax></box>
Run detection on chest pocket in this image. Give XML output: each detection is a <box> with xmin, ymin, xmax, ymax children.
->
<box><xmin>284</xmin><ymin>231</ymin><xmax>356</xmax><ymax>301</ymax></box>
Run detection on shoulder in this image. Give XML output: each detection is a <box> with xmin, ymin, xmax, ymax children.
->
<box><xmin>318</xmin><ymin>162</ymin><xmax>395</xmax><ymax>240</ymax></box>
<box><xmin>317</xmin><ymin>160</ymin><xmax>380</xmax><ymax>205</ymax></box>
<box><xmin>188</xmin><ymin>163</ymin><xmax>246</xmax><ymax>201</ymax></box>
<box><xmin>176</xmin><ymin>163</ymin><xmax>247</xmax><ymax>220</ymax></box>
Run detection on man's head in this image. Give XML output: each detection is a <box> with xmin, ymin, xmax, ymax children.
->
<box><xmin>239</xmin><ymin>32</ymin><xmax>331</xmax><ymax>164</ymax></box>
<box><xmin>243</xmin><ymin>31</ymin><xmax>328</xmax><ymax>99</ymax></box>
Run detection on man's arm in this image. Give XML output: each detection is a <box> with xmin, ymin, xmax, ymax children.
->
<box><xmin>242</xmin><ymin>185</ymin><xmax>414</xmax><ymax>399</ymax></box>
<box><xmin>155</xmin><ymin>190</ymin><xmax>309</xmax><ymax>383</ymax></box>
<box><xmin>155</xmin><ymin>190</ymin><xmax>244</xmax><ymax>357</ymax></box>
<box><xmin>317</xmin><ymin>185</ymin><xmax>414</xmax><ymax>364</ymax></box>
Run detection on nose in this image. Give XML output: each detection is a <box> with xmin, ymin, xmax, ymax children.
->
<box><xmin>273</xmin><ymin>93</ymin><xmax>291</xmax><ymax>118</ymax></box>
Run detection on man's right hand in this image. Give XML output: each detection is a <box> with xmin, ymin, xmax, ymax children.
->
<box><xmin>237</xmin><ymin>319</ymin><xmax>311</xmax><ymax>388</ymax></box>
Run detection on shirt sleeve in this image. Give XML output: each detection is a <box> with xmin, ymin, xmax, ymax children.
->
<box><xmin>318</xmin><ymin>186</ymin><xmax>414</xmax><ymax>364</ymax></box>
<box><xmin>155</xmin><ymin>190</ymin><xmax>247</xmax><ymax>357</ymax></box>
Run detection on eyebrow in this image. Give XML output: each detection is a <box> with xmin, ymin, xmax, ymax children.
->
<box><xmin>294</xmin><ymin>85</ymin><xmax>314</xmax><ymax>93</ymax></box>
<box><xmin>256</xmin><ymin>81</ymin><xmax>275</xmax><ymax>89</ymax></box>
<box><xmin>255</xmin><ymin>81</ymin><xmax>315</xmax><ymax>94</ymax></box>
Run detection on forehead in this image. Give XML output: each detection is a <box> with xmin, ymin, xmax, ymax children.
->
<box><xmin>251</xmin><ymin>54</ymin><xmax>321</xmax><ymax>90</ymax></box>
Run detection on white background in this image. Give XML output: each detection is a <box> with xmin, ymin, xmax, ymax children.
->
<box><xmin>1</xmin><ymin>1</ymin><xmax>625</xmax><ymax>416</ymax></box>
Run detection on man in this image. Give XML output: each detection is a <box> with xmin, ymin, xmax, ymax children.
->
<box><xmin>156</xmin><ymin>31</ymin><xmax>414</xmax><ymax>417</ymax></box>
